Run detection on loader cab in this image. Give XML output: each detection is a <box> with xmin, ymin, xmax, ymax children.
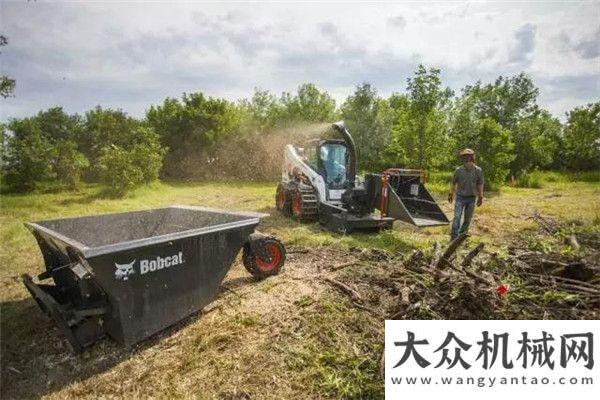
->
<box><xmin>306</xmin><ymin>139</ymin><xmax>348</xmax><ymax>190</ymax></box>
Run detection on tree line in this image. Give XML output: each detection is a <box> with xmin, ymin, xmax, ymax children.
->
<box><xmin>1</xmin><ymin>65</ymin><xmax>598</xmax><ymax>195</ymax></box>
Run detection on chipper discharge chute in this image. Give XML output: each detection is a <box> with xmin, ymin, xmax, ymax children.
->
<box><xmin>21</xmin><ymin>205</ymin><xmax>285</xmax><ymax>352</ymax></box>
<box><xmin>276</xmin><ymin>121</ymin><xmax>449</xmax><ymax>233</ymax></box>
<box><xmin>378</xmin><ymin>169</ymin><xmax>449</xmax><ymax>227</ymax></box>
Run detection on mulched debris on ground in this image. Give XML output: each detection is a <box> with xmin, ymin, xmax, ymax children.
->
<box><xmin>307</xmin><ymin>213</ymin><xmax>599</xmax><ymax>321</ymax></box>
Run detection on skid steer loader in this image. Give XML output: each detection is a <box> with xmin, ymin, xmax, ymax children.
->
<box><xmin>275</xmin><ymin>121</ymin><xmax>449</xmax><ymax>233</ymax></box>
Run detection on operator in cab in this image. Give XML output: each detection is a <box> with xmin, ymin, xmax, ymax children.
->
<box><xmin>448</xmin><ymin>148</ymin><xmax>484</xmax><ymax>240</ymax></box>
<box><xmin>320</xmin><ymin>145</ymin><xmax>346</xmax><ymax>188</ymax></box>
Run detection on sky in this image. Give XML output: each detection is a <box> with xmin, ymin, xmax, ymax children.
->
<box><xmin>1</xmin><ymin>1</ymin><xmax>599</xmax><ymax>121</ymax></box>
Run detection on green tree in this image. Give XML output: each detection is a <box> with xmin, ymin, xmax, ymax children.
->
<box><xmin>35</xmin><ymin>107</ymin><xmax>82</xmax><ymax>143</ymax></box>
<box><xmin>463</xmin><ymin>73</ymin><xmax>538</xmax><ymax>130</ymax></box>
<box><xmin>96</xmin><ymin>126</ymin><xmax>165</xmax><ymax>196</ymax></box>
<box><xmin>475</xmin><ymin>119</ymin><xmax>515</xmax><ymax>188</ymax></box>
<box><xmin>563</xmin><ymin>102</ymin><xmax>600</xmax><ymax>171</ymax></box>
<box><xmin>278</xmin><ymin>83</ymin><xmax>337</xmax><ymax>124</ymax></box>
<box><xmin>0</xmin><ymin>35</ymin><xmax>15</xmax><ymax>98</ymax></box>
<box><xmin>340</xmin><ymin>83</ymin><xmax>393</xmax><ymax>171</ymax></box>
<box><xmin>2</xmin><ymin>108</ymin><xmax>88</xmax><ymax>191</ymax></box>
<box><xmin>511</xmin><ymin>109</ymin><xmax>562</xmax><ymax>173</ymax></box>
<box><xmin>452</xmin><ymin>73</ymin><xmax>547</xmax><ymax>183</ymax></box>
<box><xmin>239</xmin><ymin>89</ymin><xmax>281</xmax><ymax>131</ymax></box>
<box><xmin>34</xmin><ymin>107</ymin><xmax>90</xmax><ymax>188</ymax></box>
<box><xmin>80</xmin><ymin>107</ymin><xmax>143</xmax><ymax>165</ymax></box>
<box><xmin>383</xmin><ymin>93</ymin><xmax>411</xmax><ymax>166</ymax></box>
<box><xmin>2</xmin><ymin>118</ymin><xmax>54</xmax><ymax>191</ymax></box>
<box><xmin>451</xmin><ymin>108</ymin><xmax>514</xmax><ymax>189</ymax></box>
<box><xmin>54</xmin><ymin>140</ymin><xmax>89</xmax><ymax>189</ymax></box>
<box><xmin>146</xmin><ymin>92</ymin><xmax>241</xmax><ymax>178</ymax></box>
<box><xmin>388</xmin><ymin>65</ymin><xmax>454</xmax><ymax>170</ymax></box>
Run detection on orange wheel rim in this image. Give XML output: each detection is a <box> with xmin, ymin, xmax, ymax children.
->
<box><xmin>292</xmin><ymin>194</ymin><xmax>302</xmax><ymax>215</ymax></box>
<box><xmin>255</xmin><ymin>243</ymin><xmax>282</xmax><ymax>271</ymax></box>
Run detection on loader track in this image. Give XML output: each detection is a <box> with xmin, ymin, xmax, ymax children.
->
<box><xmin>291</xmin><ymin>185</ymin><xmax>318</xmax><ymax>221</ymax></box>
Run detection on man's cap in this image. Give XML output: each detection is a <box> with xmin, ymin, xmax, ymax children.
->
<box><xmin>459</xmin><ymin>148</ymin><xmax>475</xmax><ymax>156</ymax></box>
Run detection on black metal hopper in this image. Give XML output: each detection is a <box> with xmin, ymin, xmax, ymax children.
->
<box><xmin>21</xmin><ymin>205</ymin><xmax>275</xmax><ymax>351</ymax></box>
<box><xmin>383</xmin><ymin>169</ymin><xmax>449</xmax><ymax>227</ymax></box>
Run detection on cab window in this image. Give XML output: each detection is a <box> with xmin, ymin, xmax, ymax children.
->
<box><xmin>320</xmin><ymin>144</ymin><xmax>347</xmax><ymax>188</ymax></box>
<box><xmin>305</xmin><ymin>146</ymin><xmax>318</xmax><ymax>170</ymax></box>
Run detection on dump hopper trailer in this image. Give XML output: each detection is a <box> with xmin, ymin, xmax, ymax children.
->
<box><xmin>21</xmin><ymin>205</ymin><xmax>285</xmax><ymax>352</ymax></box>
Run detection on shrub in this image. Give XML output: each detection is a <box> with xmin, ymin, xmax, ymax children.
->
<box><xmin>95</xmin><ymin>124</ymin><xmax>166</xmax><ymax>196</ymax></box>
<box><xmin>571</xmin><ymin>170</ymin><xmax>600</xmax><ymax>183</ymax></box>
<box><xmin>515</xmin><ymin>170</ymin><xmax>544</xmax><ymax>188</ymax></box>
<box><xmin>54</xmin><ymin>140</ymin><xmax>89</xmax><ymax>189</ymax></box>
<box><xmin>540</xmin><ymin>171</ymin><xmax>563</xmax><ymax>183</ymax></box>
<box><xmin>98</xmin><ymin>146</ymin><xmax>144</xmax><ymax>196</ymax></box>
<box><xmin>132</xmin><ymin>138</ymin><xmax>166</xmax><ymax>183</ymax></box>
<box><xmin>97</xmin><ymin>139</ymin><xmax>165</xmax><ymax>196</ymax></box>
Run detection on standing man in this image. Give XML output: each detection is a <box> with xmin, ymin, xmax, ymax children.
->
<box><xmin>448</xmin><ymin>148</ymin><xmax>484</xmax><ymax>240</ymax></box>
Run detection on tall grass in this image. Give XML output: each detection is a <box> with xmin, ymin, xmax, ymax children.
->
<box><xmin>570</xmin><ymin>170</ymin><xmax>600</xmax><ymax>183</ymax></box>
<box><xmin>515</xmin><ymin>170</ymin><xmax>600</xmax><ymax>188</ymax></box>
<box><xmin>515</xmin><ymin>170</ymin><xmax>545</xmax><ymax>188</ymax></box>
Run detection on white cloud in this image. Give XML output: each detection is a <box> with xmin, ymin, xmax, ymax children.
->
<box><xmin>0</xmin><ymin>1</ymin><xmax>598</xmax><ymax>120</ymax></box>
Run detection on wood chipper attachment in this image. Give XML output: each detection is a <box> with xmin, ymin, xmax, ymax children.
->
<box><xmin>21</xmin><ymin>206</ymin><xmax>285</xmax><ymax>352</ymax></box>
<box><xmin>377</xmin><ymin>169</ymin><xmax>449</xmax><ymax>227</ymax></box>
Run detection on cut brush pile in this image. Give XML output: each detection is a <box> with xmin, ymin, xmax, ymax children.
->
<box><xmin>318</xmin><ymin>214</ymin><xmax>599</xmax><ymax>321</ymax></box>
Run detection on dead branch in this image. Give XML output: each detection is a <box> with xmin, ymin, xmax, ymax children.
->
<box><xmin>546</xmin><ymin>282</ymin><xmax>600</xmax><ymax>295</ymax></box>
<box><xmin>436</xmin><ymin>234</ymin><xmax>469</xmax><ymax>269</ymax></box>
<box><xmin>429</xmin><ymin>242</ymin><xmax>442</xmax><ymax>268</ymax></box>
<box><xmin>405</xmin><ymin>249</ymin><xmax>424</xmax><ymax>267</ymax></box>
<box><xmin>530</xmin><ymin>211</ymin><xmax>559</xmax><ymax>235</ymax></box>
<box><xmin>330</xmin><ymin>260</ymin><xmax>359</xmax><ymax>271</ymax></box>
<box><xmin>540</xmin><ymin>259</ymin><xmax>568</xmax><ymax>269</ymax></box>
<box><xmin>404</xmin><ymin>261</ymin><xmax>440</xmax><ymax>277</ymax></box>
<box><xmin>322</xmin><ymin>277</ymin><xmax>363</xmax><ymax>304</ymax></box>
<box><xmin>461</xmin><ymin>243</ymin><xmax>485</xmax><ymax>267</ymax></box>
<box><xmin>444</xmin><ymin>262</ymin><xmax>494</xmax><ymax>286</ymax></box>
<box><xmin>352</xmin><ymin>301</ymin><xmax>384</xmax><ymax>317</ymax></box>
<box><xmin>519</xmin><ymin>272</ymin><xmax>598</xmax><ymax>289</ymax></box>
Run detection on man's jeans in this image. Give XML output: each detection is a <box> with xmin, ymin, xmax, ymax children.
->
<box><xmin>451</xmin><ymin>195</ymin><xmax>476</xmax><ymax>240</ymax></box>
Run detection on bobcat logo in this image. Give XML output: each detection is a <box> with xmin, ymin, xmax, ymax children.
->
<box><xmin>114</xmin><ymin>260</ymin><xmax>136</xmax><ymax>281</ymax></box>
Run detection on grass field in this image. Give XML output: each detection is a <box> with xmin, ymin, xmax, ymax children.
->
<box><xmin>1</xmin><ymin>174</ymin><xmax>599</xmax><ymax>399</ymax></box>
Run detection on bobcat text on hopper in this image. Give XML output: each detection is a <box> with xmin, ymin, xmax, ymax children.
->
<box><xmin>140</xmin><ymin>252</ymin><xmax>184</xmax><ymax>274</ymax></box>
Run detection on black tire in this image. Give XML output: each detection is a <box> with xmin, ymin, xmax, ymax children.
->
<box><xmin>242</xmin><ymin>236</ymin><xmax>286</xmax><ymax>279</ymax></box>
<box><xmin>275</xmin><ymin>183</ymin><xmax>291</xmax><ymax>216</ymax></box>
